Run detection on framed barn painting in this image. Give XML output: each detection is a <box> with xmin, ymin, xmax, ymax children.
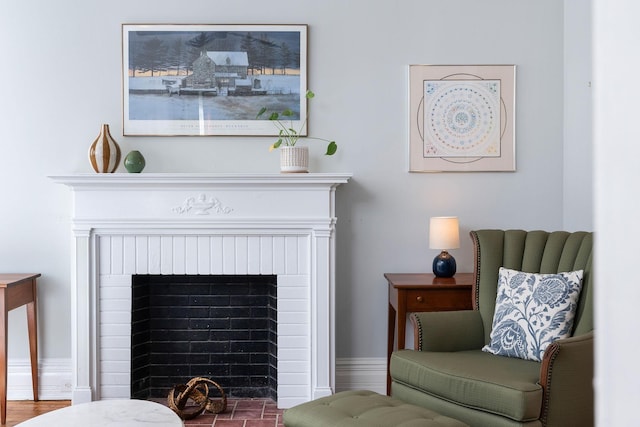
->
<box><xmin>408</xmin><ymin>64</ymin><xmax>516</xmax><ymax>172</ymax></box>
<box><xmin>122</xmin><ymin>24</ymin><xmax>308</xmax><ymax>136</ymax></box>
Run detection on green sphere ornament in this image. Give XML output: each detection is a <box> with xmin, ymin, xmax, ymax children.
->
<box><xmin>124</xmin><ymin>150</ymin><xmax>145</xmax><ymax>173</ymax></box>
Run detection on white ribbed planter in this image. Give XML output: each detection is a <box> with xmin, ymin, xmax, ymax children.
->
<box><xmin>280</xmin><ymin>146</ymin><xmax>309</xmax><ymax>173</ymax></box>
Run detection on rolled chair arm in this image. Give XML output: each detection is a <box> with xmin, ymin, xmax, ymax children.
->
<box><xmin>411</xmin><ymin>310</ymin><xmax>485</xmax><ymax>352</ymax></box>
<box><xmin>539</xmin><ymin>331</ymin><xmax>594</xmax><ymax>427</ymax></box>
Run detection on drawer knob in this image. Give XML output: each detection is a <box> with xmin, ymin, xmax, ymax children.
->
<box><xmin>416</xmin><ymin>296</ymin><xmax>423</xmax><ymax>302</ymax></box>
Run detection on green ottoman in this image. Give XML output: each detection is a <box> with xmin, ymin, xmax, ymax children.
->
<box><xmin>283</xmin><ymin>390</ymin><xmax>468</xmax><ymax>427</ymax></box>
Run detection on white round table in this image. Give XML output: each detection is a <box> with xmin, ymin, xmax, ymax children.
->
<box><xmin>15</xmin><ymin>399</ymin><xmax>183</xmax><ymax>427</ymax></box>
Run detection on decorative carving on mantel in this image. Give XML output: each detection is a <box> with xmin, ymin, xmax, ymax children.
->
<box><xmin>172</xmin><ymin>193</ymin><xmax>233</xmax><ymax>215</ymax></box>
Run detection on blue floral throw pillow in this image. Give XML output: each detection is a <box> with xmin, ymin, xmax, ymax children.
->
<box><xmin>482</xmin><ymin>267</ymin><xmax>584</xmax><ymax>362</ymax></box>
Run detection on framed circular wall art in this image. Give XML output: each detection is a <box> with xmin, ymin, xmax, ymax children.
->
<box><xmin>409</xmin><ymin>64</ymin><xmax>516</xmax><ymax>172</ymax></box>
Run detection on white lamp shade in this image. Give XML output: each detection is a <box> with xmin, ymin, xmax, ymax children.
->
<box><xmin>429</xmin><ymin>216</ymin><xmax>460</xmax><ymax>250</ymax></box>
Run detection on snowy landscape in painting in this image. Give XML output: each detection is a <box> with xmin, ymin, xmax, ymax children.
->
<box><xmin>123</xmin><ymin>25</ymin><xmax>306</xmax><ymax>135</ymax></box>
<box><xmin>128</xmin><ymin>75</ymin><xmax>301</xmax><ymax>121</ymax></box>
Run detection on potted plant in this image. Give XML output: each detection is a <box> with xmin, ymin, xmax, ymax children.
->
<box><xmin>257</xmin><ymin>90</ymin><xmax>337</xmax><ymax>173</ymax></box>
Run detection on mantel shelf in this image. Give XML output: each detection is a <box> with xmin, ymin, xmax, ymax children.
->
<box><xmin>50</xmin><ymin>173</ymin><xmax>352</xmax><ymax>189</ymax></box>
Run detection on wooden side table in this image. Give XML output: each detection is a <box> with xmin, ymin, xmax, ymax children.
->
<box><xmin>386</xmin><ymin>273</ymin><xmax>473</xmax><ymax>394</ymax></box>
<box><xmin>0</xmin><ymin>274</ymin><xmax>40</xmax><ymax>424</ymax></box>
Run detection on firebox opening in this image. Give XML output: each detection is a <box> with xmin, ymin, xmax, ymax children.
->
<box><xmin>130</xmin><ymin>274</ymin><xmax>277</xmax><ymax>401</ymax></box>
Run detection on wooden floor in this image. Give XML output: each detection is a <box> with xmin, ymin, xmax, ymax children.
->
<box><xmin>3</xmin><ymin>400</ymin><xmax>70</xmax><ymax>426</ymax></box>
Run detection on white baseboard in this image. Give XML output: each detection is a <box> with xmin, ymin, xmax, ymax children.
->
<box><xmin>7</xmin><ymin>359</ymin><xmax>72</xmax><ymax>400</ymax></box>
<box><xmin>6</xmin><ymin>357</ymin><xmax>387</xmax><ymax>401</ymax></box>
<box><xmin>335</xmin><ymin>357</ymin><xmax>387</xmax><ymax>395</ymax></box>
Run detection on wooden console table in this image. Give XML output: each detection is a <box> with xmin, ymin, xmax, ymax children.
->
<box><xmin>386</xmin><ymin>273</ymin><xmax>473</xmax><ymax>394</ymax></box>
<box><xmin>0</xmin><ymin>274</ymin><xmax>40</xmax><ymax>424</ymax></box>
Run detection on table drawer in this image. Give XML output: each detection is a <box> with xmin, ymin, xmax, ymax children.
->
<box><xmin>404</xmin><ymin>288</ymin><xmax>472</xmax><ymax>311</ymax></box>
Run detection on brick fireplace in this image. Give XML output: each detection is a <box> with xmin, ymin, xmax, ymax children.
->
<box><xmin>52</xmin><ymin>173</ymin><xmax>350</xmax><ymax>409</ymax></box>
<box><xmin>130</xmin><ymin>274</ymin><xmax>278</xmax><ymax>400</ymax></box>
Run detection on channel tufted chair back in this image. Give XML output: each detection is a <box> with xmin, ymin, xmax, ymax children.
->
<box><xmin>471</xmin><ymin>230</ymin><xmax>594</xmax><ymax>344</ymax></box>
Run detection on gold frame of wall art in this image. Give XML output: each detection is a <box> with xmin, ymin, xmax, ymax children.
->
<box><xmin>408</xmin><ymin>64</ymin><xmax>516</xmax><ymax>172</ymax></box>
<box><xmin>122</xmin><ymin>24</ymin><xmax>308</xmax><ymax>136</ymax></box>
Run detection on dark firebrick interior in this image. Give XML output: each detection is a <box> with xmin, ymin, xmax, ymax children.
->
<box><xmin>131</xmin><ymin>275</ymin><xmax>277</xmax><ymax>400</ymax></box>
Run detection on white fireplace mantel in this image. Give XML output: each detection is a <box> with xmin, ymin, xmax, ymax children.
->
<box><xmin>51</xmin><ymin>173</ymin><xmax>351</xmax><ymax>408</ymax></box>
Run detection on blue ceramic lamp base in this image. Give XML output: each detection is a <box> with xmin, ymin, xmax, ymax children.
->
<box><xmin>432</xmin><ymin>250</ymin><xmax>457</xmax><ymax>278</ymax></box>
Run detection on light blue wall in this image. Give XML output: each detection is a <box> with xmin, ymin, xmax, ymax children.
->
<box><xmin>564</xmin><ymin>0</ymin><xmax>593</xmax><ymax>231</ymax></box>
<box><xmin>0</xmin><ymin>0</ymin><xmax>587</xmax><ymax>362</ymax></box>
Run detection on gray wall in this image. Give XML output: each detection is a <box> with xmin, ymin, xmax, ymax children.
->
<box><xmin>564</xmin><ymin>0</ymin><xmax>593</xmax><ymax>231</ymax></box>
<box><xmin>0</xmin><ymin>0</ymin><xmax>588</xmax><ymax>363</ymax></box>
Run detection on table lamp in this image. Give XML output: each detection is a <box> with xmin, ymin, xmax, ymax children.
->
<box><xmin>429</xmin><ymin>216</ymin><xmax>460</xmax><ymax>278</ymax></box>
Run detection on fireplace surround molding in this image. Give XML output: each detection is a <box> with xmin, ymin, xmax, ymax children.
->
<box><xmin>51</xmin><ymin>173</ymin><xmax>351</xmax><ymax>408</ymax></box>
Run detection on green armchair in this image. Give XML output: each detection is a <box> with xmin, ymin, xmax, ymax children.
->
<box><xmin>390</xmin><ymin>230</ymin><xmax>594</xmax><ymax>427</ymax></box>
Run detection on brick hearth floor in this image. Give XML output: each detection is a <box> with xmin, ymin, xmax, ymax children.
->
<box><xmin>158</xmin><ymin>398</ymin><xmax>285</xmax><ymax>427</ymax></box>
